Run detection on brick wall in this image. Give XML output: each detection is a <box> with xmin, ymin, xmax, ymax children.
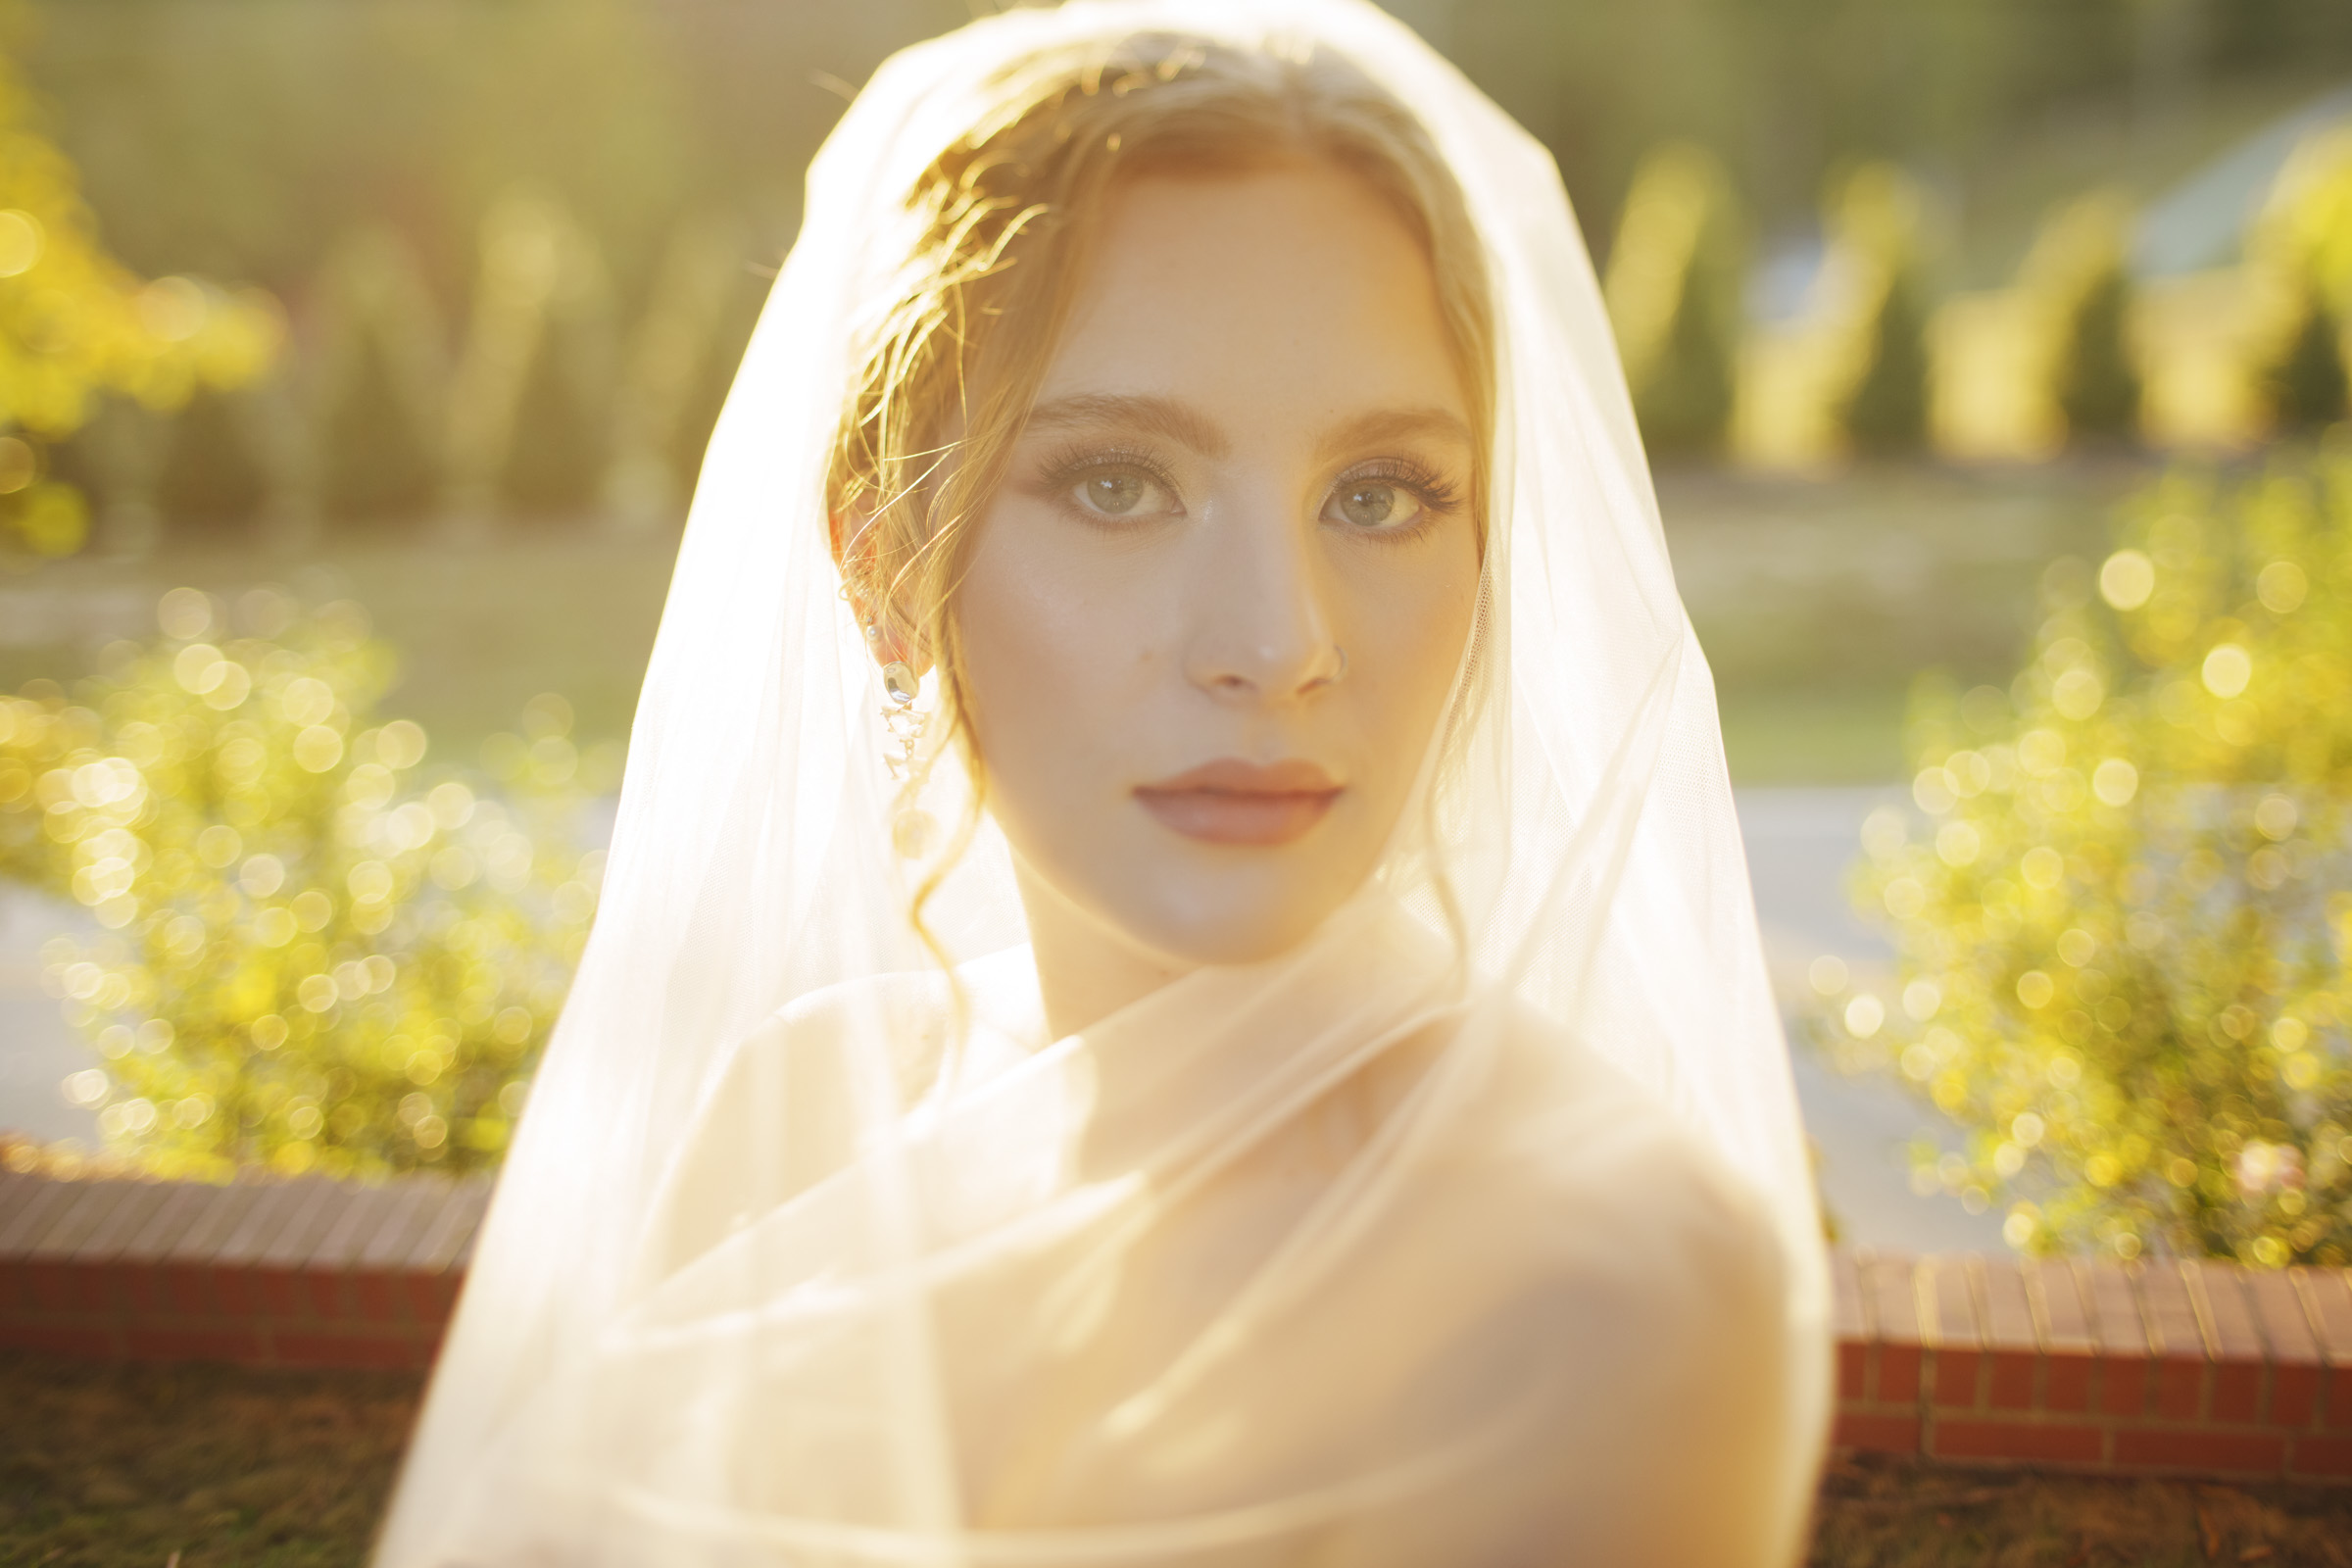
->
<box><xmin>1833</xmin><ymin>1249</ymin><xmax>2352</xmax><ymax>1482</ymax></box>
<box><xmin>0</xmin><ymin>1168</ymin><xmax>484</xmax><ymax>1369</ymax></box>
<box><xmin>7</xmin><ymin>1171</ymin><xmax>2352</xmax><ymax>1484</ymax></box>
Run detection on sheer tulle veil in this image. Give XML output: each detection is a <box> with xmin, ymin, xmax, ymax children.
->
<box><xmin>374</xmin><ymin>2</ymin><xmax>1830</xmax><ymax>1562</ymax></box>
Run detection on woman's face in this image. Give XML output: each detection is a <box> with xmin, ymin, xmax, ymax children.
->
<box><xmin>956</xmin><ymin>161</ymin><xmax>1480</xmax><ymax>967</ymax></box>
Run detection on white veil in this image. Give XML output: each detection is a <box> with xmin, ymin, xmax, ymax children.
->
<box><xmin>376</xmin><ymin>3</ymin><xmax>1828</xmax><ymax>1563</ymax></box>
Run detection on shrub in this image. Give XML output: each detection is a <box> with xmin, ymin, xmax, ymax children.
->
<box><xmin>1812</xmin><ymin>450</ymin><xmax>2352</xmax><ymax>1266</ymax></box>
<box><xmin>0</xmin><ymin>588</ymin><xmax>613</xmax><ymax>1179</ymax></box>
<box><xmin>0</xmin><ymin>0</ymin><xmax>278</xmax><ymax>559</ymax></box>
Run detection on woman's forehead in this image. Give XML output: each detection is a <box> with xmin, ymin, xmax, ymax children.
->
<box><xmin>1033</xmin><ymin>164</ymin><xmax>1470</xmax><ymax>443</ymax></box>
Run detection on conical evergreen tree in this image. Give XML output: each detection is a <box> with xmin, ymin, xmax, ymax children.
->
<box><xmin>1845</xmin><ymin>270</ymin><xmax>1931</xmax><ymax>455</ymax></box>
<box><xmin>2266</xmin><ymin>296</ymin><xmax>2350</xmax><ymax>433</ymax></box>
<box><xmin>500</xmin><ymin>317</ymin><xmax>609</xmax><ymax>520</ymax></box>
<box><xmin>319</xmin><ymin>323</ymin><xmax>439</xmax><ymax>526</ymax></box>
<box><xmin>1603</xmin><ymin>144</ymin><xmax>1743</xmax><ymax>461</ymax></box>
<box><xmin>1829</xmin><ymin>164</ymin><xmax>1933</xmax><ymax>458</ymax></box>
<box><xmin>2056</xmin><ymin>267</ymin><xmax>2142</xmax><ymax>443</ymax></box>
<box><xmin>154</xmin><ymin>388</ymin><xmax>269</xmax><ymax>539</ymax></box>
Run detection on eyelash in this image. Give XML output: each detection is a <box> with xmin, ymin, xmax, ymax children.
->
<box><xmin>1032</xmin><ymin>444</ymin><xmax>1464</xmax><ymax>538</ymax></box>
<box><xmin>1333</xmin><ymin>459</ymin><xmax>1462</xmax><ymax>539</ymax></box>
<box><xmin>1036</xmin><ymin>444</ymin><xmax>1183</xmax><ymax>523</ymax></box>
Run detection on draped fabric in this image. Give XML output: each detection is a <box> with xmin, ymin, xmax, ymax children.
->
<box><xmin>375</xmin><ymin>4</ymin><xmax>1830</xmax><ymax>1563</ymax></box>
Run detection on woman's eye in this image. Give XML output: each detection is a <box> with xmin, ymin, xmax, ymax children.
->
<box><xmin>1325</xmin><ymin>481</ymin><xmax>1423</xmax><ymax>531</ymax></box>
<box><xmin>1071</xmin><ymin>469</ymin><xmax>1168</xmax><ymax>518</ymax></box>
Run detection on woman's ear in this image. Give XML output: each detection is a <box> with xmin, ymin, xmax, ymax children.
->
<box><xmin>831</xmin><ymin>508</ymin><xmax>933</xmax><ymax>678</ymax></box>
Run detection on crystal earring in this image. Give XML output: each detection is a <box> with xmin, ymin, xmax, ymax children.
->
<box><xmin>879</xmin><ymin>661</ymin><xmax>935</xmax><ymax>858</ymax></box>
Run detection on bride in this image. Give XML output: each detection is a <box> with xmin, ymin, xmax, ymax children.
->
<box><xmin>377</xmin><ymin>3</ymin><xmax>1828</xmax><ymax>1563</ymax></box>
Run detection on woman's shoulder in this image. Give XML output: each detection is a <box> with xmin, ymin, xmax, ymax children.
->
<box><xmin>1461</xmin><ymin>1000</ymin><xmax>1791</xmax><ymax>1329</ymax></box>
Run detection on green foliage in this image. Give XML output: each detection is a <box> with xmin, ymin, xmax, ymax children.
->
<box><xmin>0</xmin><ymin>0</ymin><xmax>276</xmax><ymax>559</ymax></box>
<box><xmin>1604</xmin><ymin>142</ymin><xmax>1743</xmax><ymax>460</ymax></box>
<box><xmin>1814</xmin><ymin>452</ymin><xmax>2352</xmax><ymax>1267</ymax></box>
<box><xmin>0</xmin><ymin>589</ymin><xmax>613</xmax><ymax>1180</ymax></box>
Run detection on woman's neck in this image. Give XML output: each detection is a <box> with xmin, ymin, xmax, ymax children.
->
<box><xmin>1010</xmin><ymin>855</ymin><xmax>1194</xmax><ymax>1041</ymax></box>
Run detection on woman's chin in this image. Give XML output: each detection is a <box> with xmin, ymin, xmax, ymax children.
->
<box><xmin>1100</xmin><ymin>875</ymin><xmax>1357</xmax><ymax>970</ymax></box>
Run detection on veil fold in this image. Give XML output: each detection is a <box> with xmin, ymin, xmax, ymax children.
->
<box><xmin>376</xmin><ymin>4</ymin><xmax>1829</xmax><ymax>1564</ymax></box>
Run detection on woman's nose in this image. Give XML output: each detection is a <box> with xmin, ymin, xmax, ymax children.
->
<box><xmin>1180</xmin><ymin>501</ymin><xmax>1344</xmax><ymax>705</ymax></box>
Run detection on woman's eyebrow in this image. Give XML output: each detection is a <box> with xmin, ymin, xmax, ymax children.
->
<box><xmin>1313</xmin><ymin>407</ymin><xmax>1472</xmax><ymax>463</ymax></box>
<box><xmin>1023</xmin><ymin>393</ymin><xmax>1230</xmax><ymax>459</ymax></box>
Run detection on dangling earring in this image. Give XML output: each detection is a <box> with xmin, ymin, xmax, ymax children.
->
<box><xmin>879</xmin><ymin>659</ymin><xmax>935</xmax><ymax>858</ymax></box>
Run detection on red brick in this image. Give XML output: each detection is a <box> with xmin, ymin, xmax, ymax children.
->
<box><xmin>2329</xmin><ymin>1366</ymin><xmax>2352</xmax><ymax>1434</ymax></box>
<box><xmin>1863</xmin><ymin>1253</ymin><xmax>1924</xmax><ymax>1402</ymax></box>
<box><xmin>2099</xmin><ymin>1355</ymin><xmax>2151</xmax><ymax>1419</ymax></box>
<box><xmin>1974</xmin><ymin>1257</ymin><xmax>2037</xmax><ymax>1410</ymax></box>
<box><xmin>2271</xmin><ymin>1364</ymin><xmax>2323</xmax><ymax>1431</ymax></box>
<box><xmin>273</xmin><ymin>1331</ymin><xmax>422</xmax><ymax>1370</ymax></box>
<box><xmin>0</xmin><ymin>1321</ymin><xmax>114</xmax><ymax>1356</ymax></box>
<box><xmin>1924</xmin><ymin>1258</ymin><xmax>1983</xmax><ymax>1409</ymax></box>
<box><xmin>350</xmin><ymin>1269</ymin><xmax>404</xmax><ymax>1324</ymax></box>
<box><xmin>2112</xmin><ymin>1428</ymin><xmax>2286</xmax><ymax>1475</ymax></box>
<box><xmin>251</xmin><ymin>1265</ymin><xmax>309</xmax><ymax>1320</ymax></box>
<box><xmin>1981</xmin><ymin>1348</ymin><xmax>2035</xmax><ymax>1410</ymax></box>
<box><xmin>22</xmin><ymin>1258</ymin><xmax>74</xmax><ymax>1312</ymax></box>
<box><xmin>2288</xmin><ymin>1434</ymin><xmax>2352</xmax><ymax>1478</ymax></box>
<box><xmin>2044</xmin><ymin>1350</ymin><xmax>2095</xmax><ymax>1413</ymax></box>
<box><xmin>2184</xmin><ymin>1261</ymin><xmax>2265</xmax><ymax>1423</ymax></box>
<box><xmin>1879</xmin><ymin>1344</ymin><xmax>1923</xmax><ymax>1404</ymax></box>
<box><xmin>65</xmin><ymin>1260</ymin><xmax>119</xmax><ymax>1313</ymax></box>
<box><xmin>1836</xmin><ymin>1339</ymin><xmax>1867</xmax><ymax>1400</ymax></box>
<box><xmin>122</xmin><ymin>1326</ymin><xmax>266</xmax><ymax>1364</ymax></box>
<box><xmin>403</xmin><ymin>1271</ymin><xmax>463</xmax><ymax>1328</ymax></box>
<box><xmin>1929</xmin><ymin>1418</ymin><xmax>2104</xmax><ymax>1465</ymax></box>
<box><xmin>155</xmin><ymin>1261</ymin><xmax>215</xmax><ymax>1317</ymax></box>
<box><xmin>2245</xmin><ymin>1270</ymin><xmax>2323</xmax><ymax>1427</ymax></box>
<box><xmin>1834</xmin><ymin>1411</ymin><xmax>1920</xmax><ymax>1453</ymax></box>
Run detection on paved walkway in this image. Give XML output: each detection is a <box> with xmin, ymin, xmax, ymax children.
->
<box><xmin>0</xmin><ymin>786</ymin><xmax>2004</xmax><ymax>1252</ymax></box>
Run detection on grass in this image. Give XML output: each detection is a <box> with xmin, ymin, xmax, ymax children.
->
<box><xmin>0</xmin><ymin>1353</ymin><xmax>419</xmax><ymax>1568</ymax></box>
<box><xmin>6</xmin><ymin>1352</ymin><xmax>2352</xmax><ymax>1566</ymax></box>
<box><xmin>1812</xmin><ymin>1452</ymin><xmax>2352</xmax><ymax>1567</ymax></box>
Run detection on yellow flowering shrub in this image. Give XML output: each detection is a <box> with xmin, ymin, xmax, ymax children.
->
<box><xmin>0</xmin><ymin>3</ymin><xmax>278</xmax><ymax>557</ymax></box>
<box><xmin>0</xmin><ymin>588</ymin><xmax>612</xmax><ymax>1179</ymax></box>
<box><xmin>1815</xmin><ymin>450</ymin><xmax>2352</xmax><ymax>1266</ymax></box>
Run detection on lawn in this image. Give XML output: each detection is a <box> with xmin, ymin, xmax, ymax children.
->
<box><xmin>7</xmin><ymin>1352</ymin><xmax>2352</xmax><ymax>1567</ymax></box>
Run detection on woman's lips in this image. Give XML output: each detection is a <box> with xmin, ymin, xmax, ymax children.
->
<box><xmin>1133</xmin><ymin>758</ymin><xmax>1343</xmax><ymax>847</ymax></box>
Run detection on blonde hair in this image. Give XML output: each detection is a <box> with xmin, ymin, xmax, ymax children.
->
<box><xmin>827</xmin><ymin>27</ymin><xmax>1497</xmax><ymax>942</ymax></box>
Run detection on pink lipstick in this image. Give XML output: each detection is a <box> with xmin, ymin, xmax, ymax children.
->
<box><xmin>1133</xmin><ymin>758</ymin><xmax>1343</xmax><ymax>847</ymax></box>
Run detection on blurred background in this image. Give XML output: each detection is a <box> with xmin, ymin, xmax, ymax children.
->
<box><xmin>5</xmin><ymin>0</ymin><xmax>2352</xmax><ymax>1258</ymax></box>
